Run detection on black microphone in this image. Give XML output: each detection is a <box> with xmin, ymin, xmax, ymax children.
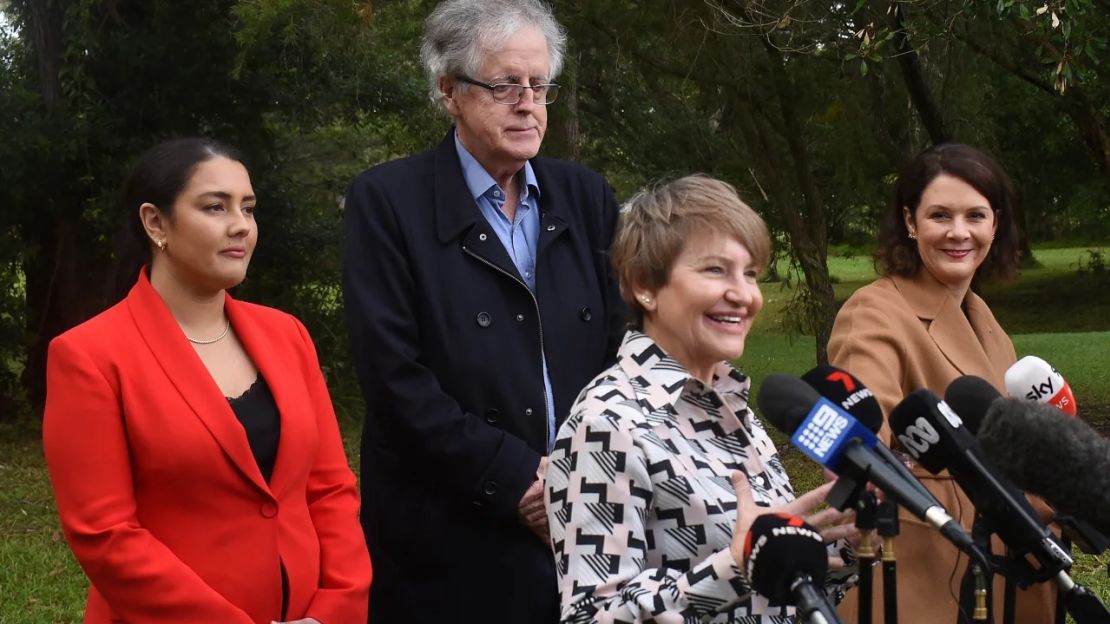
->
<box><xmin>948</xmin><ymin>375</ymin><xmax>1110</xmax><ymax>554</ymax></box>
<box><xmin>977</xmin><ymin>398</ymin><xmax>1110</xmax><ymax>537</ymax></box>
<box><xmin>803</xmin><ymin>365</ymin><xmax>937</xmax><ymax>503</ymax></box>
<box><xmin>943</xmin><ymin>375</ymin><xmax>1000</xmax><ymax>436</ymax></box>
<box><xmin>743</xmin><ymin>513</ymin><xmax>843</xmax><ymax>624</ymax></box>
<box><xmin>888</xmin><ymin>388</ymin><xmax>1073</xmax><ymax>584</ymax></box>
<box><xmin>756</xmin><ymin>375</ymin><xmax>985</xmax><ymax>565</ymax></box>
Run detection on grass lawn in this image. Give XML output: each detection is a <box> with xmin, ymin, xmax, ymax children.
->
<box><xmin>1</xmin><ymin>245</ymin><xmax>1107</xmax><ymax>622</ymax></box>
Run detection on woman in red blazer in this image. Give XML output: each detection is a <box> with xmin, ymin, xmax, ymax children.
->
<box><xmin>43</xmin><ymin>138</ymin><xmax>371</xmax><ymax>624</ymax></box>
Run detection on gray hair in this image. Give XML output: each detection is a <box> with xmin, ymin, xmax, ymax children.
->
<box><xmin>420</xmin><ymin>0</ymin><xmax>566</xmax><ymax>109</ymax></box>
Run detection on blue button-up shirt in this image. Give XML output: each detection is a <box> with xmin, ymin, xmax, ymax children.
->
<box><xmin>455</xmin><ymin>134</ymin><xmax>556</xmax><ymax>451</ymax></box>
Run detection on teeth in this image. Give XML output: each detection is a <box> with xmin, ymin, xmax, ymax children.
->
<box><xmin>710</xmin><ymin>315</ymin><xmax>742</xmax><ymax>324</ymax></box>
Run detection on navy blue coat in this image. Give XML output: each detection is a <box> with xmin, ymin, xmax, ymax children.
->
<box><xmin>342</xmin><ymin>131</ymin><xmax>626</xmax><ymax>623</ymax></box>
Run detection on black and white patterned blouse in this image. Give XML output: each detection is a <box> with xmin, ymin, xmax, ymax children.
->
<box><xmin>547</xmin><ymin>330</ymin><xmax>818</xmax><ymax>623</ymax></box>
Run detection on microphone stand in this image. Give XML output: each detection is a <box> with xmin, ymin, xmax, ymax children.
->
<box><xmin>1053</xmin><ymin>514</ymin><xmax>1109</xmax><ymax>624</ymax></box>
<box><xmin>1056</xmin><ymin>571</ymin><xmax>1110</xmax><ymax>624</ymax></box>
<box><xmin>792</xmin><ymin>575</ymin><xmax>846</xmax><ymax>624</ymax></box>
<box><xmin>855</xmin><ymin>492</ymin><xmax>878</xmax><ymax>624</ymax></box>
<box><xmin>1001</xmin><ymin>554</ymin><xmax>1016</xmax><ymax>624</ymax></box>
<box><xmin>876</xmin><ymin>499</ymin><xmax>899</xmax><ymax>624</ymax></box>
<box><xmin>958</xmin><ymin>517</ymin><xmax>994</xmax><ymax>624</ymax></box>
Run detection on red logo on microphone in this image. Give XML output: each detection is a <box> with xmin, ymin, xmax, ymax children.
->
<box><xmin>826</xmin><ymin>372</ymin><xmax>856</xmax><ymax>392</ymax></box>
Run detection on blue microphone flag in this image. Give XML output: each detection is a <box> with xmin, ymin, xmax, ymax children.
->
<box><xmin>791</xmin><ymin>397</ymin><xmax>878</xmax><ymax>470</ymax></box>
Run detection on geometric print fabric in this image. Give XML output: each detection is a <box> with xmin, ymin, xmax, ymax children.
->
<box><xmin>547</xmin><ymin>331</ymin><xmax>832</xmax><ymax>623</ymax></box>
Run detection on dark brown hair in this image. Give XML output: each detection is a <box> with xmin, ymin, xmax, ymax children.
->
<box><xmin>876</xmin><ymin>143</ymin><xmax>1020</xmax><ymax>282</ymax></box>
<box><xmin>110</xmin><ymin>138</ymin><xmax>244</xmax><ymax>300</ymax></box>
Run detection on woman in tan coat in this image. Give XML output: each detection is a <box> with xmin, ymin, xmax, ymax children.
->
<box><xmin>829</xmin><ymin>143</ymin><xmax>1056</xmax><ymax>622</ymax></box>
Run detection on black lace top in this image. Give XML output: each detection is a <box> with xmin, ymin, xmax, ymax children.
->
<box><xmin>227</xmin><ymin>376</ymin><xmax>281</xmax><ymax>483</ymax></box>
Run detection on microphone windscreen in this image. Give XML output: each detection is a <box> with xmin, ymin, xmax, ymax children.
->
<box><xmin>756</xmin><ymin>374</ymin><xmax>822</xmax><ymax>436</ymax></box>
<box><xmin>978</xmin><ymin>398</ymin><xmax>1110</xmax><ymax>535</ymax></box>
<box><xmin>944</xmin><ymin>375</ymin><xmax>1001</xmax><ymax>435</ymax></box>
<box><xmin>1004</xmin><ymin>356</ymin><xmax>1078</xmax><ymax>416</ymax></box>
<box><xmin>743</xmin><ymin>513</ymin><xmax>827</xmax><ymax>605</ymax></box>
<box><xmin>802</xmin><ymin>365</ymin><xmax>884</xmax><ymax>433</ymax></box>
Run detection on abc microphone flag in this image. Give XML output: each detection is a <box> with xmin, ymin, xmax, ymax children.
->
<box><xmin>1004</xmin><ymin>355</ymin><xmax>1077</xmax><ymax>416</ymax></box>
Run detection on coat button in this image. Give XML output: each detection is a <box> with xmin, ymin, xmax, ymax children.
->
<box><xmin>476</xmin><ymin>312</ymin><xmax>492</xmax><ymax>327</ymax></box>
<box><xmin>483</xmin><ymin>481</ymin><xmax>498</xmax><ymax>495</ymax></box>
<box><xmin>525</xmin><ymin>407</ymin><xmax>534</xmax><ymax>416</ymax></box>
<box><xmin>515</xmin><ymin>313</ymin><xmax>525</xmax><ymax>322</ymax></box>
<box><xmin>479</xmin><ymin>233</ymin><xmax>488</xmax><ymax>241</ymax></box>
<box><xmin>580</xmin><ymin>306</ymin><xmax>592</xmax><ymax>321</ymax></box>
<box><xmin>260</xmin><ymin>502</ymin><xmax>278</xmax><ymax>518</ymax></box>
<box><xmin>546</xmin><ymin>225</ymin><xmax>556</xmax><ymax>232</ymax></box>
<box><xmin>485</xmin><ymin>408</ymin><xmax>500</xmax><ymax>424</ymax></box>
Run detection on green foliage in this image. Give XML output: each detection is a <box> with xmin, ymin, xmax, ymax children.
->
<box><xmin>1076</xmin><ymin>248</ymin><xmax>1107</xmax><ymax>276</ymax></box>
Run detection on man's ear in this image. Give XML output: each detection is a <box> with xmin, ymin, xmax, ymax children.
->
<box><xmin>440</xmin><ymin>75</ymin><xmax>460</xmax><ymax>116</ymax></box>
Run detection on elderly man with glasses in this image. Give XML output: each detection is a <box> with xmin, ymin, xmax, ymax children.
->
<box><xmin>342</xmin><ymin>1</ymin><xmax>625</xmax><ymax>622</ymax></box>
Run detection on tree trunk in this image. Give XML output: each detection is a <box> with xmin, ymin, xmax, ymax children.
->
<box><xmin>889</xmin><ymin>2</ymin><xmax>951</xmax><ymax>145</ymax></box>
<box><xmin>545</xmin><ymin>50</ymin><xmax>581</xmax><ymax>161</ymax></box>
<box><xmin>726</xmin><ymin>91</ymin><xmax>835</xmax><ymax>365</ymax></box>
<box><xmin>28</xmin><ymin>0</ymin><xmax>65</xmax><ymax>116</ymax></box>
<box><xmin>21</xmin><ymin>212</ymin><xmax>108</xmax><ymax>414</ymax></box>
<box><xmin>1063</xmin><ymin>89</ymin><xmax>1110</xmax><ymax>181</ymax></box>
<box><xmin>18</xmin><ymin>0</ymin><xmax>108</xmax><ymax>414</ymax></box>
<box><xmin>757</xmin><ymin>39</ymin><xmax>836</xmax><ymax>364</ymax></box>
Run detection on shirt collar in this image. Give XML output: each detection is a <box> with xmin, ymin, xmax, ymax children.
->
<box><xmin>453</xmin><ymin>131</ymin><xmax>540</xmax><ymax>203</ymax></box>
<box><xmin>616</xmin><ymin>330</ymin><xmax>750</xmax><ymax>414</ymax></box>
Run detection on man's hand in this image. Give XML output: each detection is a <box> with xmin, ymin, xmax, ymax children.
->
<box><xmin>518</xmin><ymin>457</ymin><xmax>549</xmax><ymax>543</ymax></box>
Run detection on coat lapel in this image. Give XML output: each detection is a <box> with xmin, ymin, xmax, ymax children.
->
<box><xmin>226</xmin><ymin>299</ymin><xmax>313</xmax><ymax>497</ymax></box>
<box><xmin>892</xmin><ymin>272</ymin><xmax>999</xmax><ymax>383</ymax></box>
<box><xmin>125</xmin><ymin>271</ymin><xmax>269</xmax><ymax>493</ymax></box>
<box><xmin>531</xmin><ymin>160</ymin><xmax>569</xmax><ymax>255</ymax></box>
<box><xmin>431</xmin><ymin>129</ymin><xmax>523</xmax><ymax>280</ymax></box>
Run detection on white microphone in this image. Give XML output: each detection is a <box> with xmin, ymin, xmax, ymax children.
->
<box><xmin>1004</xmin><ymin>356</ymin><xmax>1077</xmax><ymax>416</ymax></box>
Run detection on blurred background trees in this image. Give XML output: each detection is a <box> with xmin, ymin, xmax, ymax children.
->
<box><xmin>1</xmin><ymin>0</ymin><xmax>1108</xmax><ymax>421</ymax></box>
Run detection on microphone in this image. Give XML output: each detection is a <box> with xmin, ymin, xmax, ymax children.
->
<box><xmin>756</xmin><ymin>375</ymin><xmax>984</xmax><ymax>564</ymax></box>
<box><xmin>978</xmin><ymin>398</ymin><xmax>1110</xmax><ymax>537</ymax></box>
<box><xmin>1004</xmin><ymin>355</ymin><xmax>1077</xmax><ymax>416</ymax></box>
<box><xmin>803</xmin><ymin>365</ymin><xmax>936</xmax><ymax>503</ymax></box>
<box><xmin>743</xmin><ymin>513</ymin><xmax>843</xmax><ymax>624</ymax></box>
<box><xmin>801</xmin><ymin>365</ymin><xmax>884</xmax><ymax>429</ymax></box>
<box><xmin>948</xmin><ymin>375</ymin><xmax>1110</xmax><ymax>554</ymax></box>
<box><xmin>942</xmin><ymin>375</ymin><xmax>1000</xmax><ymax>435</ymax></box>
<box><xmin>889</xmin><ymin>388</ymin><xmax>1073</xmax><ymax>584</ymax></box>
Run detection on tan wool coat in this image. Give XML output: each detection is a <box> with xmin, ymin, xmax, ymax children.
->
<box><xmin>828</xmin><ymin>270</ymin><xmax>1057</xmax><ymax>623</ymax></box>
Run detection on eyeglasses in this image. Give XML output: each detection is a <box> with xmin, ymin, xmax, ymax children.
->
<box><xmin>455</xmin><ymin>75</ymin><xmax>560</xmax><ymax>105</ymax></box>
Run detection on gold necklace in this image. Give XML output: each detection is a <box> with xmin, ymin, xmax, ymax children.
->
<box><xmin>185</xmin><ymin>319</ymin><xmax>231</xmax><ymax>345</ymax></box>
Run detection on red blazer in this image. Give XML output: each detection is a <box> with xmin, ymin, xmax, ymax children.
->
<box><xmin>43</xmin><ymin>271</ymin><xmax>371</xmax><ymax>623</ymax></box>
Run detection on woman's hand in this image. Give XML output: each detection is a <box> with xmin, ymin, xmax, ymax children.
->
<box><xmin>728</xmin><ymin>472</ymin><xmax>858</xmax><ymax>566</ymax></box>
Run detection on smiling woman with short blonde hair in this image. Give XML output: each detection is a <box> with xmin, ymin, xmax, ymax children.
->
<box><xmin>611</xmin><ymin>175</ymin><xmax>770</xmax><ymax>329</ymax></box>
<box><xmin>547</xmin><ymin>174</ymin><xmax>857</xmax><ymax>624</ymax></box>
